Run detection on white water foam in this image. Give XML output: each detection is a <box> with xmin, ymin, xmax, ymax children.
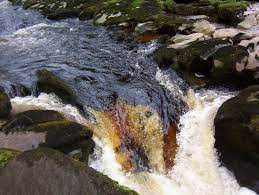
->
<box><xmin>10</xmin><ymin>92</ymin><xmax>257</xmax><ymax>195</ymax></box>
<box><xmin>169</xmin><ymin>90</ymin><xmax>255</xmax><ymax>195</ymax></box>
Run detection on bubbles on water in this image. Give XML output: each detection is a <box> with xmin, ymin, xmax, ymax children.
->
<box><xmin>11</xmin><ymin>93</ymin><xmax>89</xmax><ymax>125</ymax></box>
<box><xmin>10</xmin><ymin>92</ymin><xmax>257</xmax><ymax>195</ymax></box>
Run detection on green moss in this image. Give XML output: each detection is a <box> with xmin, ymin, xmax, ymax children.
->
<box><xmin>164</xmin><ymin>0</ymin><xmax>174</xmax><ymax>7</ymax></box>
<box><xmin>217</xmin><ymin>0</ymin><xmax>249</xmax><ymax>24</ymax></box>
<box><xmin>131</xmin><ymin>0</ymin><xmax>143</xmax><ymax>8</ymax></box>
<box><xmin>218</xmin><ymin>0</ymin><xmax>248</xmax><ymax>9</ymax></box>
<box><xmin>2</xmin><ymin>110</ymin><xmax>65</xmax><ymax>133</ymax></box>
<box><xmin>0</xmin><ymin>148</ymin><xmax>20</xmax><ymax>168</ymax></box>
<box><xmin>31</xmin><ymin>120</ymin><xmax>73</xmax><ymax>132</ymax></box>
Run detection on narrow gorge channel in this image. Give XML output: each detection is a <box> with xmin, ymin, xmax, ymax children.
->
<box><xmin>0</xmin><ymin>0</ymin><xmax>258</xmax><ymax>194</ymax></box>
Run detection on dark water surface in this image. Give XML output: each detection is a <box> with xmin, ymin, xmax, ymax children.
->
<box><xmin>0</xmin><ymin>0</ymin><xmax>187</xmax><ymax>129</ymax></box>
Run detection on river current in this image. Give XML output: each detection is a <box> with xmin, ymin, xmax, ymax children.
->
<box><xmin>0</xmin><ymin>0</ymin><xmax>258</xmax><ymax>194</ymax></box>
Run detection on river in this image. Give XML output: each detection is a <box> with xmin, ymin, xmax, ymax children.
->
<box><xmin>0</xmin><ymin>0</ymin><xmax>258</xmax><ymax>194</ymax></box>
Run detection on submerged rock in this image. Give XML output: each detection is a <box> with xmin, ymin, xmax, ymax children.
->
<box><xmin>214</xmin><ymin>85</ymin><xmax>259</xmax><ymax>193</ymax></box>
<box><xmin>0</xmin><ymin>147</ymin><xmax>138</xmax><ymax>195</ymax></box>
<box><xmin>0</xmin><ymin>91</ymin><xmax>11</xmax><ymax>119</ymax></box>
<box><xmin>36</xmin><ymin>69</ymin><xmax>80</xmax><ymax>106</ymax></box>
<box><xmin>91</xmin><ymin>100</ymin><xmax>178</xmax><ymax>172</ymax></box>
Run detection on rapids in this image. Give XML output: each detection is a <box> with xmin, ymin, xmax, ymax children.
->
<box><xmin>10</xmin><ymin>90</ymin><xmax>257</xmax><ymax>195</ymax></box>
<box><xmin>0</xmin><ymin>0</ymin><xmax>258</xmax><ymax>194</ymax></box>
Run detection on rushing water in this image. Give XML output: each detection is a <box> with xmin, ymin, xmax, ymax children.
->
<box><xmin>0</xmin><ymin>0</ymin><xmax>258</xmax><ymax>194</ymax></box>
<box><xmin>10</xmin><ymin>90</ymin><xmax>256</xmax><ymax>195</ymax></box>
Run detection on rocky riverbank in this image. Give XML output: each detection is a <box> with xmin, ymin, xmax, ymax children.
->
<box><xmin>0</xmin><ymin>0</ymin><xmax>259</xmax><ymax>194</ymax></box>
<box><xmin>0</xmin><ymin>87</ymin><xmax>138</xmax><ymax>194</ymax></box>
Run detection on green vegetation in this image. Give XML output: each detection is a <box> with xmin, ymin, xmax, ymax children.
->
<box><xmin>0</xmin><ymin>148</ymin><xmax>19</xmax><ymax>168</ymax></box>
<box><xmin>163</xmin><ymin>0</ymin><xmax>174</xmax><ymax>7</ymax></box>
<box><xmin>131</xmin><ymin>0</ymin><xmax>143</xmax><ymax>8</ymax></box>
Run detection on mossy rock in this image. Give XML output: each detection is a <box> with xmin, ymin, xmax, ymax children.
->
<box><xmin>11</xmin><ymin>0</ymin><xmax>250</xmax><ymax>28</ymax></box>
<box><xmin>20</xmin><ymin>0</ymin><xmax>89</xmax><ymax>19</ymax></box>
<box><xmin>173</xmin><ymin>3</ymin><xmax>216</xmax><ymax>16</ymax></box>
<box><xmin>1</xmin><ymin>110</ymin><xmax>65</xmax><ymax>133</ymax></box>
<box><xmin>93</xmin><ymin>0</ymin><xmax>164</xmax><ymax>25</ymax></box>
<box><xmin>217</xmin><ymin>1</ymin><xmax>248</xmax><ymax>25</ymax></box>
<box><xmin>36</xmin><ymin>69</ymin><xmax>79</xmax><ymax>106</ymax></box>
<box><xmin>153</xmin><ymin>38</ymin><xmax>255</xmax><ymax>88</ymax></box>
<box><xmin>171</xmin><ymin>0</ymin><xmax>249</xmax><ymax>25</ymax></box>
<box><xmin>28</xmin><ymin>120</ymin><xmax>95</xmax><ymax>161</ymax></box>
<box><xmin>0</xmin><ymin>148</ymin><xmax>20</xmax><ymax>168</ymax></box>
<box><xmin>153</xmin><ymin>46</ymin><xmax>179</xmax><ymax>68</ymax></box>
<box><xmin>214</xmin><ymin>85</ymin><xmax>259</xmax><ymax>193</ymax></box>
<box><xmin>153</xmin><ymin>14</ymin><xmax>188</xmax><ymax>36</ymax></box>
<box><xmin>0</xmin><ymin>147</ymin><xmax>138</xmax><ymax>195</ymax></box>
<box><xmin>0</xmin><ymin>92</ymin><xmax>11</xmax><ymax>119</ymax></box>
<box><xmin>154</xmin><ymin>38</ymin><xmax>232</xmax><ymax>74</ymax></box>
<box><xmin>1</xmin><ymin>110</ymin><xmax>95</xmax><ymax>162</ymax></box>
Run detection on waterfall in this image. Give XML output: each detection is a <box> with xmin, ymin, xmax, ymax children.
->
<box><xmin>9</xmin><ymin>87</ymin><xmax>257</xmax><ymax>195</ymax></box>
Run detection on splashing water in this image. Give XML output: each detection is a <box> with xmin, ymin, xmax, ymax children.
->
<box><xmin>2</xmin><ymin>0</ymin><xmax>258</xmax><ymax>194</ymax></box>
<box><xmin>10</xmin><ymin>89</ymin><xmax>257</xmax><ymax>195</ymax></box>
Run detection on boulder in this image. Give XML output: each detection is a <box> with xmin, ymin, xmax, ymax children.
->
<box><xmin>1</xmin><ymin>110</ymin><xmax>94</xmax><ymax>162</ymax></box>
<box><xmin>153</xmin><ymin>46</ymin><xmax>178</xmax><ymax>68</ymax></box>
<box><xmin>238</xmin><ymin>14</ymin><xmax>258</xmax><ymax>29</ymax></box>
<box><xmin>93</xmin><ymin>0</ymin><xmax>163</xmax><ymax>26</ymax></box>
<box><xmin>28</xmin><ymin>120</ymin><xmax>95</xmax><ymax>161</ymax></box>
<box><xmin>154</xmin><ymin>38</ymin><xmax>257</xmax><ymax>88</ymax></box>
<box><xmin>172</xmin><ymin>3</ymin><xmax>216</xmax><ymax>16</ymax></box>
<box><xmin>192</xmin><ymin>20</ymin><xmax>216</xmax><ymax>35</ymax></box>
<box><xmin>169</xmin><ymin>33</ymin><xmax>208</xmax><ymax>49</ymax></box>
<box><xmin>0</xmin><ymin>147</ymin><xmax>138</xmax><ymax>195</ymax></box>
<box><xmin>1</xmin><ymin>110</ymin><xmax>65</xmax><ymax>132</ymax></box>
<box><xmin>0</xmin><ymin>91</ymin><xmax>11</xmax><ymax>119</ymax></box>
<box><xmin>213</xmin><ymin>28</ymin><xmax>242</xmax><ymax>38</ymax></box>
<box><xmin>217</xmin><ymin>1</ymin><xmax>248</xmax><ymax>25</ymax></box>
<box><xmin>20</xmin><ymin>0</ymin><xmax>87</xmax><ymax>20</ymax></box>
<box><xmin>36</xmin><ymin>69</ymin><xmax>79</xmax><ymax>106</ymax></box>
<box><xmin>214</xmin><ymin>85</ymin><xmax>259</xmax><ymax>193</ymax></box>
<box><xmin>0</xmin><ymin>148</ymin><xmax>20</xmax><ymax>168</ymax></box>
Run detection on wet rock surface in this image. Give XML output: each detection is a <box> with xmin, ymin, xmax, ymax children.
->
<box><xmin>0</xmin><ymin>147</ymin><xmax>138</xmax><ymax>195</ymax></box>
<box><xmin>1</xmin><ymin>0</ymin><xmax>259</xmax><ymax>194</ymax></box>
<box><xmin>154</xmin><ymin>32</ymin><xmax>259</xmax><ymax>89</ymax></box>
<box><xmin>1</xmin><ymin>110</ymin><xmax>95</xmax><ymax>162</ymax></box>
<box><xmin>214</xmin><ymin>85</ymin><xmax>259</xmax><ymax>193</ymax></box>
<box><xmin>2</xmin><ymin>110</ymin><xmax>65</xmax><ymax>132</ymax></box>
<box><xmin>36</xmin><ymin>69</ymin><xmax>82</xmax><ymax>107</ymax></box>
<box><xmin>0</xmin><ymin>90</ymin><xmax>11</xmax><ymax>118</ymax></box>
<box><xmin>0</xmin><ymin>0</ymin><xmax>187</xmax><ymax>128</ymax></box>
